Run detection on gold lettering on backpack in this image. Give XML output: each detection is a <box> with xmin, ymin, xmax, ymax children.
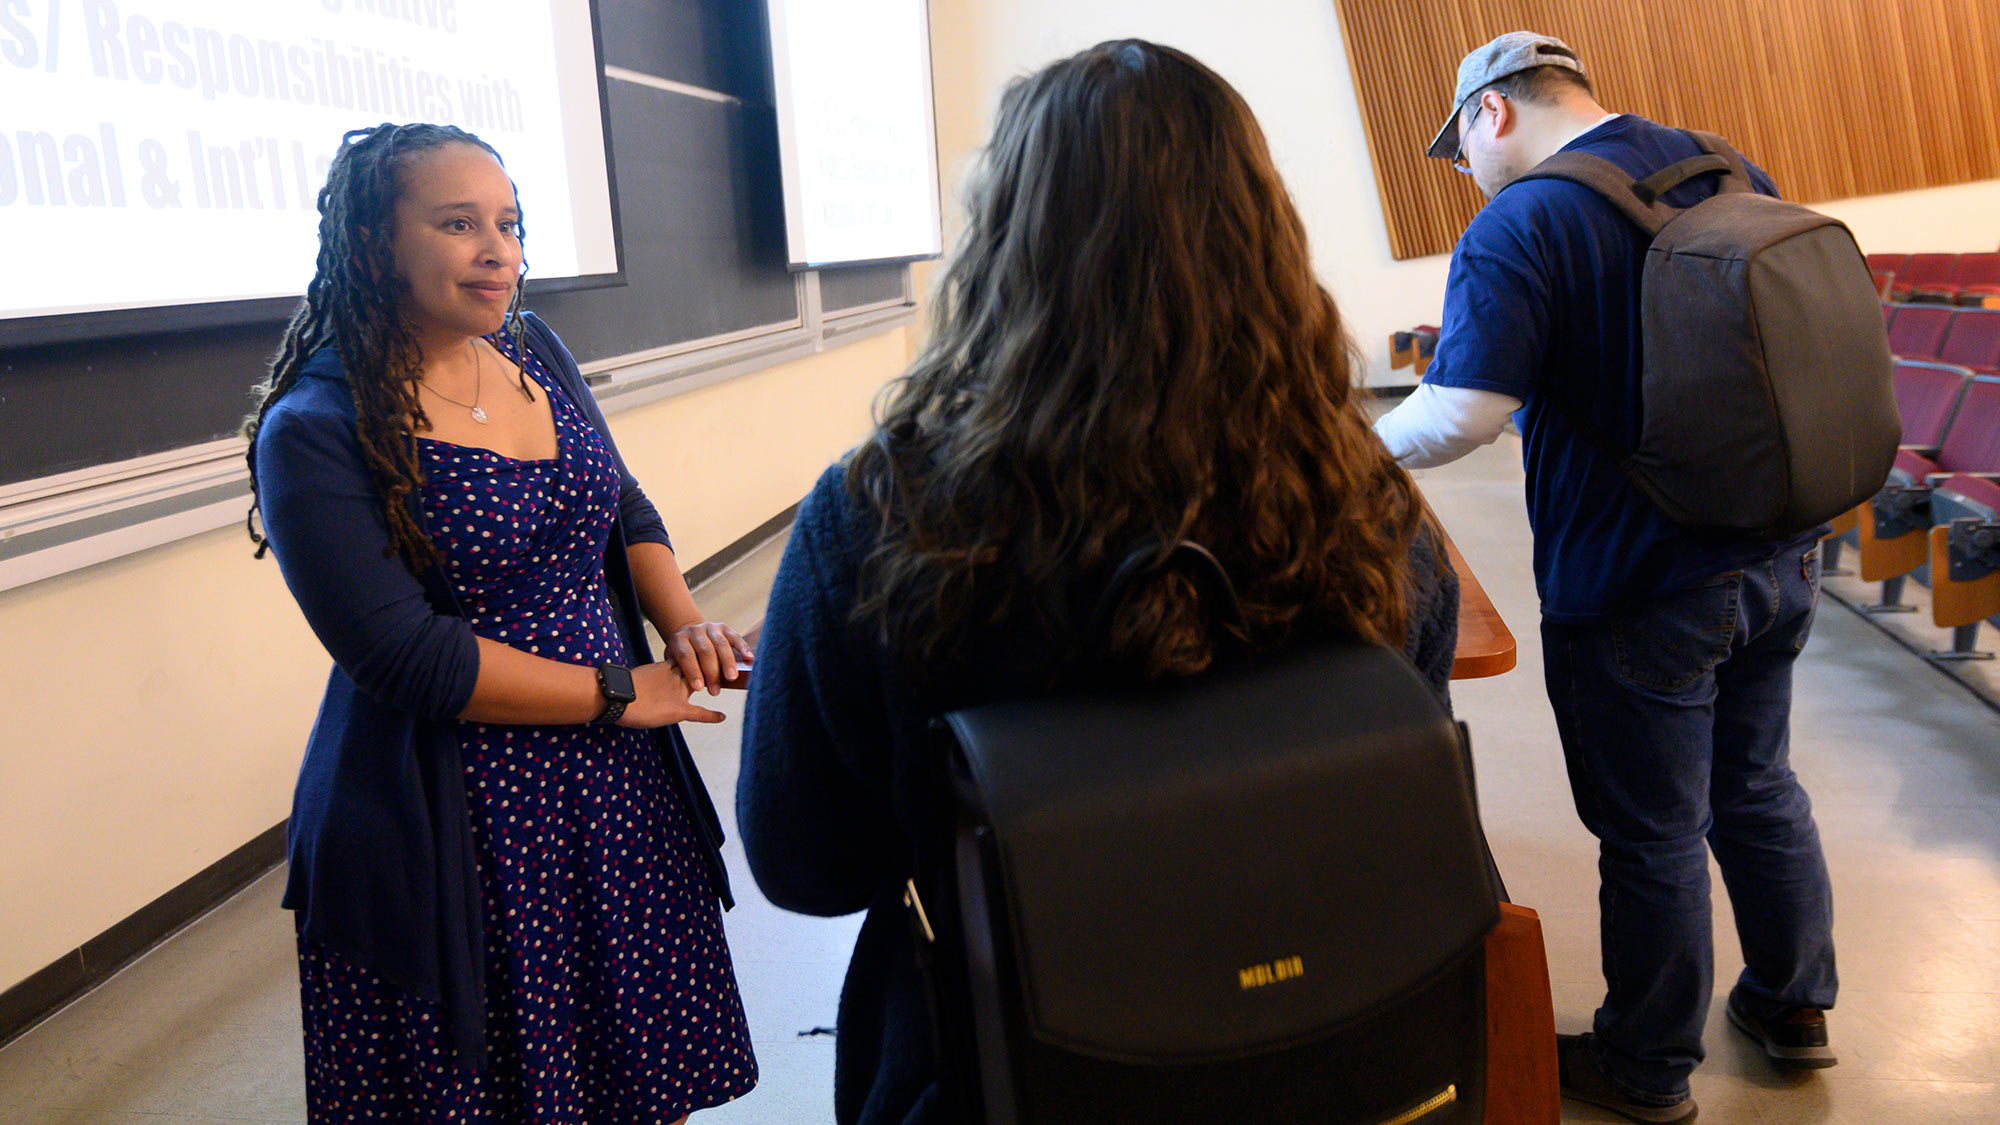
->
<box><xmin>1236</xmin><ymin>955</ymin><xmax>1305</xmax><ymax>990</ymax></box>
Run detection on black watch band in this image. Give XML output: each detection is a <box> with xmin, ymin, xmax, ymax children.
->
<box><xmin>592</xmin><ymin>662</ymin><xmax>636</xmax><ymax>725</ymax></box>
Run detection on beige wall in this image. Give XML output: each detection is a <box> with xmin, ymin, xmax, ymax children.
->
<box><xmin>926</xmin><ymin>0</ymin><xmax>2000</xmax><ymax>387</ymax></box>
<box><xmin>1817</xmin><ymin>179</ymin><xmax>2000</xmax><ymax>259</ymax></box>
<box><xmin>0</xmin><ymin>326</ymin><xmax>909</xmax><ymax>994</ymax></box>
<box><xmin>607</xmin><ymin>332</ymin><xmax>906</xmax><ymax>566</ymax></box>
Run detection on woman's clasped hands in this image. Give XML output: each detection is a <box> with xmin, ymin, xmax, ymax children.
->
<box><xmin>621</xmin><ymin>621</ymin><xmax>754</xmax><ymax>728</ymax></box>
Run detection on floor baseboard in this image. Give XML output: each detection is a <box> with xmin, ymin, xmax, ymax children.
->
<box><xmin>683</xmin><ymin>503</ymin><xmax>800</xmax><ymax>590</ymax></box>
<box><xmin>0</xmin><ymin>821</ymin><xmax>287</xmax><ymax>1049</ymax></box>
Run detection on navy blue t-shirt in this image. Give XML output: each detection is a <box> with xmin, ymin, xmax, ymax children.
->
<box><xmin>1423</xmin><ymin>114</ymin><xmax>1808</xmax><ymax>623</ymax></box>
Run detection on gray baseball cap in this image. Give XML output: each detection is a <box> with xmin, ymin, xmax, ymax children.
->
<box><xmin>1424</xmin><ymin>32</ymin><xmax>1587</xmax><ymax>159</ymax></box>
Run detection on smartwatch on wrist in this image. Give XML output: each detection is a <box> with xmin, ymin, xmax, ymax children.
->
<box><xmin>592</xmin><ymin>662</ymin><xmax>636</xmax><ymax>725</ymax></box>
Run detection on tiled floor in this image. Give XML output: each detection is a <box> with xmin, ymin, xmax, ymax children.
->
<box><xmin>2</xmin><ymin>435</ymin><xmax>1996</xmax><ymax>1123</ymax></box>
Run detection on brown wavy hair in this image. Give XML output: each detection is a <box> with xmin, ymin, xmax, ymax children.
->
<box><xmin>846</xmin><ymin>40</ymin><xmax>1425</xmax><ymax>684</ymax></box>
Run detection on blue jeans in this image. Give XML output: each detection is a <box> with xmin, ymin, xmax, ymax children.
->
<box><xmin>1541</xmin><ymin>542</ymin><xmax>1838</xmax><ymax>1101</ymax></box>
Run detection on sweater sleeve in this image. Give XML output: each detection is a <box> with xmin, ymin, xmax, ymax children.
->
<box><xmin>737</xmin><ymin>469</ymin><xmax>904</xmax><ymax>917</ymax></box>
<box><xmin>255</xmin><ymin>404</ymin><xmax>481</xmax><ymax>720</ymax></box>
<box><xmin>1404</xmin><ymin>522</ymin><xmax>1461</xmax><ymax>712</ymax></box>
<box><xmin>521</xmin><ymin>312</ymin><xmax>671</xmax><ymax>550</ymax></box>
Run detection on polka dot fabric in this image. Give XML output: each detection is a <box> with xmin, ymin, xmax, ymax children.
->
<box><xmin>297</xmin><ymin>329</ymin><xmax>757</xmax><ymax>1122</ymax></box>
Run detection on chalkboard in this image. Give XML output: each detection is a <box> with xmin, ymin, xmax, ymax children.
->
<box><xmin>599</xmin><ymin>0</ymin><xmax>772</xmax><ymax>101</ymax></box>
<box><xmin>822</xmin><ymin>262</ymin><xmax>911</xmax><ymax>313</ymax></box>
<box><xmin>0</xmin><ymin>324</ymin><xmax>279</xmax><ymax>488</ymax></box>
<box><xmin>0</xmin><ymin>0</ymin><xmax>910</xmax><ymax>490</ymax></box>
<box><xmin>529</xmin><ymin>77</ymin><xmax>799</xmax><ymax>364</ymax></box>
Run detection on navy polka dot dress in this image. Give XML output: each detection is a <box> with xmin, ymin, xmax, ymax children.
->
<box><xmin>296</xmin><ymin>330</ymin><xmax>758</xmax><ymax>1122</ymax></box>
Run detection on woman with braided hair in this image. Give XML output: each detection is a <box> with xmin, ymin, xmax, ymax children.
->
<box><xmin>246</xmin><ymin>123</ymin><xmax>757</xmax><ymax>1122</ymax></box>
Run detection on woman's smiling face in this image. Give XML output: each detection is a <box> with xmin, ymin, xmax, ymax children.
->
<box><xmin>388</xmin><ymin>142</ymin><xmax>522</xmax><ymax>343</ymax></box>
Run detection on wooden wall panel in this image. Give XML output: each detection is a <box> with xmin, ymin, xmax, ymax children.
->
<box><xmin>1333</xmin><ymin>0</ymin><xmax>2000</xmax><ymax>260</ymax></box>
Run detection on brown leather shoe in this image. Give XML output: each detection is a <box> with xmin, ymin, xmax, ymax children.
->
<box><xmin>1726</xmin><ymin>987</ymin><xmax>1838</xmax><ymax>1068</ymax></box>
<box><xmin>1556</xmin><ymin>1033</ymin><xmax>1698</xmax><ymax>1123</ymax></box>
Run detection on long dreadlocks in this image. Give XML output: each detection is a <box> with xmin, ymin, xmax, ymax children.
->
<box><xmin>244</xmin><ymin>122</ymin><xmax>530</xmax><ymax>571</ymax></box>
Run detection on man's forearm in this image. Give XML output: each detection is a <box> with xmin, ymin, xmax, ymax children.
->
<box><xmin>1375</xmin><ymin>383</ymin><xmax>1524</xmax><ymax>469</ymax></box>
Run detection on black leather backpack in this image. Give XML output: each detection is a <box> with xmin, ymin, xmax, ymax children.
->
<box><xmin>905</xmin><ymin>542</ymin><xmax>1501</xmax><ymax>1124</ymax></box>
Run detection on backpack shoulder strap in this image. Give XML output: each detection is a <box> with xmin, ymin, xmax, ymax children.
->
<box><xmin>1514</xmin><ymin>151</ymin><xmax>1681</xmax><ymax>236</ymax></box>
<box><xmin>1517</xmin><ymin>142</ymin><xmax>1740</xmax><ymax>235</ymax></box>
<box><xmin>1631</xmin><ymin>151</ymin><xmax>1736</xmax><ymax>204</ymax></box>
<box><xmin>1088</xmin><ymin>540</ymin><xmax>1247</xmax><ymax>656</ymax></box>
<box><xmin>1682</xmin><ymin>130</ymin><xmax>1757</xmax><ymax>195</ymax></box>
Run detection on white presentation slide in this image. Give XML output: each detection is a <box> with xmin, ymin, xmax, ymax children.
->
<box><xmin>767</xmin><ymin>0</ymin><xmax>942</xmax><ymax>269</ymax></box>
<box><xmin>0</xmin><ymin>0</ymin><xmax>616</xmax><ymax>322</ymax></box>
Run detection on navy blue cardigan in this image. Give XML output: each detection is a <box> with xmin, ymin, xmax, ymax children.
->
<box><xmin>250</xmin><ymin>312</ymin><xmax>731</xmax><ymax>1064</ymax></box>
<box><xmin>739</xmin><ymin>466</ymin><xmax>1459</xmax><ymax>1124</ymax></box>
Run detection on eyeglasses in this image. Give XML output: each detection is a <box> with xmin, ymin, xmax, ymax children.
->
<box><xmin>1452</xmin><ymin>92</ymin><xmax>1507</xmax><ymax>175</ymax></box>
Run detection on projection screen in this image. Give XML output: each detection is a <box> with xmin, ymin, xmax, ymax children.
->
<box><xmin>765</xmin><ymin>0</ymin><xmax>942</xmax><ymax>270</ymax></box>
<box><xmin>0</xmin><ymin>0</ymin><xmax>619</xmax><ymax>334</ymax></box>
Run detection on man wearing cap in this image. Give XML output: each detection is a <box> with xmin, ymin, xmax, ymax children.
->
<box><xmin>1374</xmin><ymin>31</ymin><xmax>1839</xmax><ymax>1124</ymax></box>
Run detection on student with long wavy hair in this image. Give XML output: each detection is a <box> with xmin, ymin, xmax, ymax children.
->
<box><xmin>739</xmin><ymin>40</ymin><xmax>1459</xmax><ymax>1124</ymax></box>
<box><xmin>246</xmin><ymin>122</ymin><xmax>756</xmax><ymax>1121</ymax></box>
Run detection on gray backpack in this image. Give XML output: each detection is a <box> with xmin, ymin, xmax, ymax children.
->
<box><xmin>1518</xmin><ymin>131</ymin><xmax>1899</xmax><ymax>539</ymax></box>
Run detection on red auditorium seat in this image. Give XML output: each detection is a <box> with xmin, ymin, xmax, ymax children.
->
<box><xmin>1938</xmin><ymin>308</ymin><xmax>2000</xmax><ymax>375</ymax></box>
<box><xmin>1939</xmin><ymin>472</ymin><xmax>2000</xmax><ymax>511</ymax></box>
<box><xmin>1413</xmin><ymin>323</ymin><xmax>1441</xmax><ymax>376</ymax></box>
<box><xmin>1860</xmin><ymin>375</ymin><xmax>2000</xmax><ymax>587</ymax></box>
<box><xmin>1941</xmin><ymin>472</ymin><xmax>2000</xmax><ymax>510</ymax></box>
<box><xmin>1892</xmin><ymin>360</ymin><xmax>1973</xmax><ymax>449</ymax></box>
<box><xmin>1947</xmin><ymin>377</ymin><xmax>2000</xmax><ymax>471</ymax></box>
<box><xmin>1925</xmin><ymin>473</ymin><xmax>2000</xmax><ymax>651</ymax></box>
<box><xmin>1899</xmin><ymin>376</ymin><xmax>2000</xmax><ymax>479</ymax></box>
<box><xmin>1952</xmin><ymin>252</ymin><xmax>2000</xmax><ymax>306</ymax></box>
<box><xmin>1882</xmin><ymin>302</ymin><xmax>1898</xmax><ymax>330</ymax></box>
<box><xmin>1867</xmin><ymin>252</ymin><xmax>1906</xmax><ymax>304</ymax></box>
<box><xmin>1867</xmin><ymin>252</ymin><xmax>1909</xmax><ymax>279</ymax></box>
<box><xmin>1888</xmin><ymin>304</ymin><xmax>1954</xmax><ymax>360</ymax></box>
<box><xmin>1897</xmin><ymin>253</ymin><xmax>1960</xmax><ymax>302</ymax></box>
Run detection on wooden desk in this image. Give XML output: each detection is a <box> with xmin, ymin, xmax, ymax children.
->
<box><xmin>1441</xmin><ymin>524</ymin><xmax>1517</xmax><ymax>680</ymax></box>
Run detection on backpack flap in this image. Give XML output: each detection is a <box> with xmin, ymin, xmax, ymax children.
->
<box><xmin>941</xmin><ymin>640</ymin><xmax>1498</xmax><ymax>1065</ymax></box>
<box><xmin>1746</xmin><ymin>222</ymin><xmax>1900</xmax><ymax>531</ymax></box>
<box><xmin>1630</xmin><ymin>192</ymin><xmax>1837</xmax><ymax>528</ymax></box>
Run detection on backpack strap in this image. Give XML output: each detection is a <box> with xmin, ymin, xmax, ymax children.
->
<box><xmin>905</xmin><ymin>717</ymin><xmax>983</xmax><ymax>1123</ymax></box>
<box><xmin>1515</xmin><ymin>130</ymin><xmax>1745</xmax><ymax>235</ymax></box>
<box><xmin>1088</xmin><ymin>539</ymin><xmax>1248</xmax><ymax>655</ymax></box>
<box><xmin>1630</xmin><ymin>152</ymin><xmax>1734</xmax><ymax>205</ymax></box>
<box><xmin>1682</xmin><ymin>129</ymin><xmax>1757</xmax><ymax>195</ymax></box>
<box><xmin>1515</xmin><ymin>151</ymin><xmax>1682</xmax><ymax>236</ymax></box>
<box><xmin>1468</xmin><ymin>154</ymin><xmax>1652</xmax><ymax>466</ymax></box>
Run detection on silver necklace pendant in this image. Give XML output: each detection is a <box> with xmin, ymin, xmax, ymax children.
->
<box><xmin>420</xmin><ymin>343</ymin><xmax>491</xmax><ymax>422</ymax></box>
